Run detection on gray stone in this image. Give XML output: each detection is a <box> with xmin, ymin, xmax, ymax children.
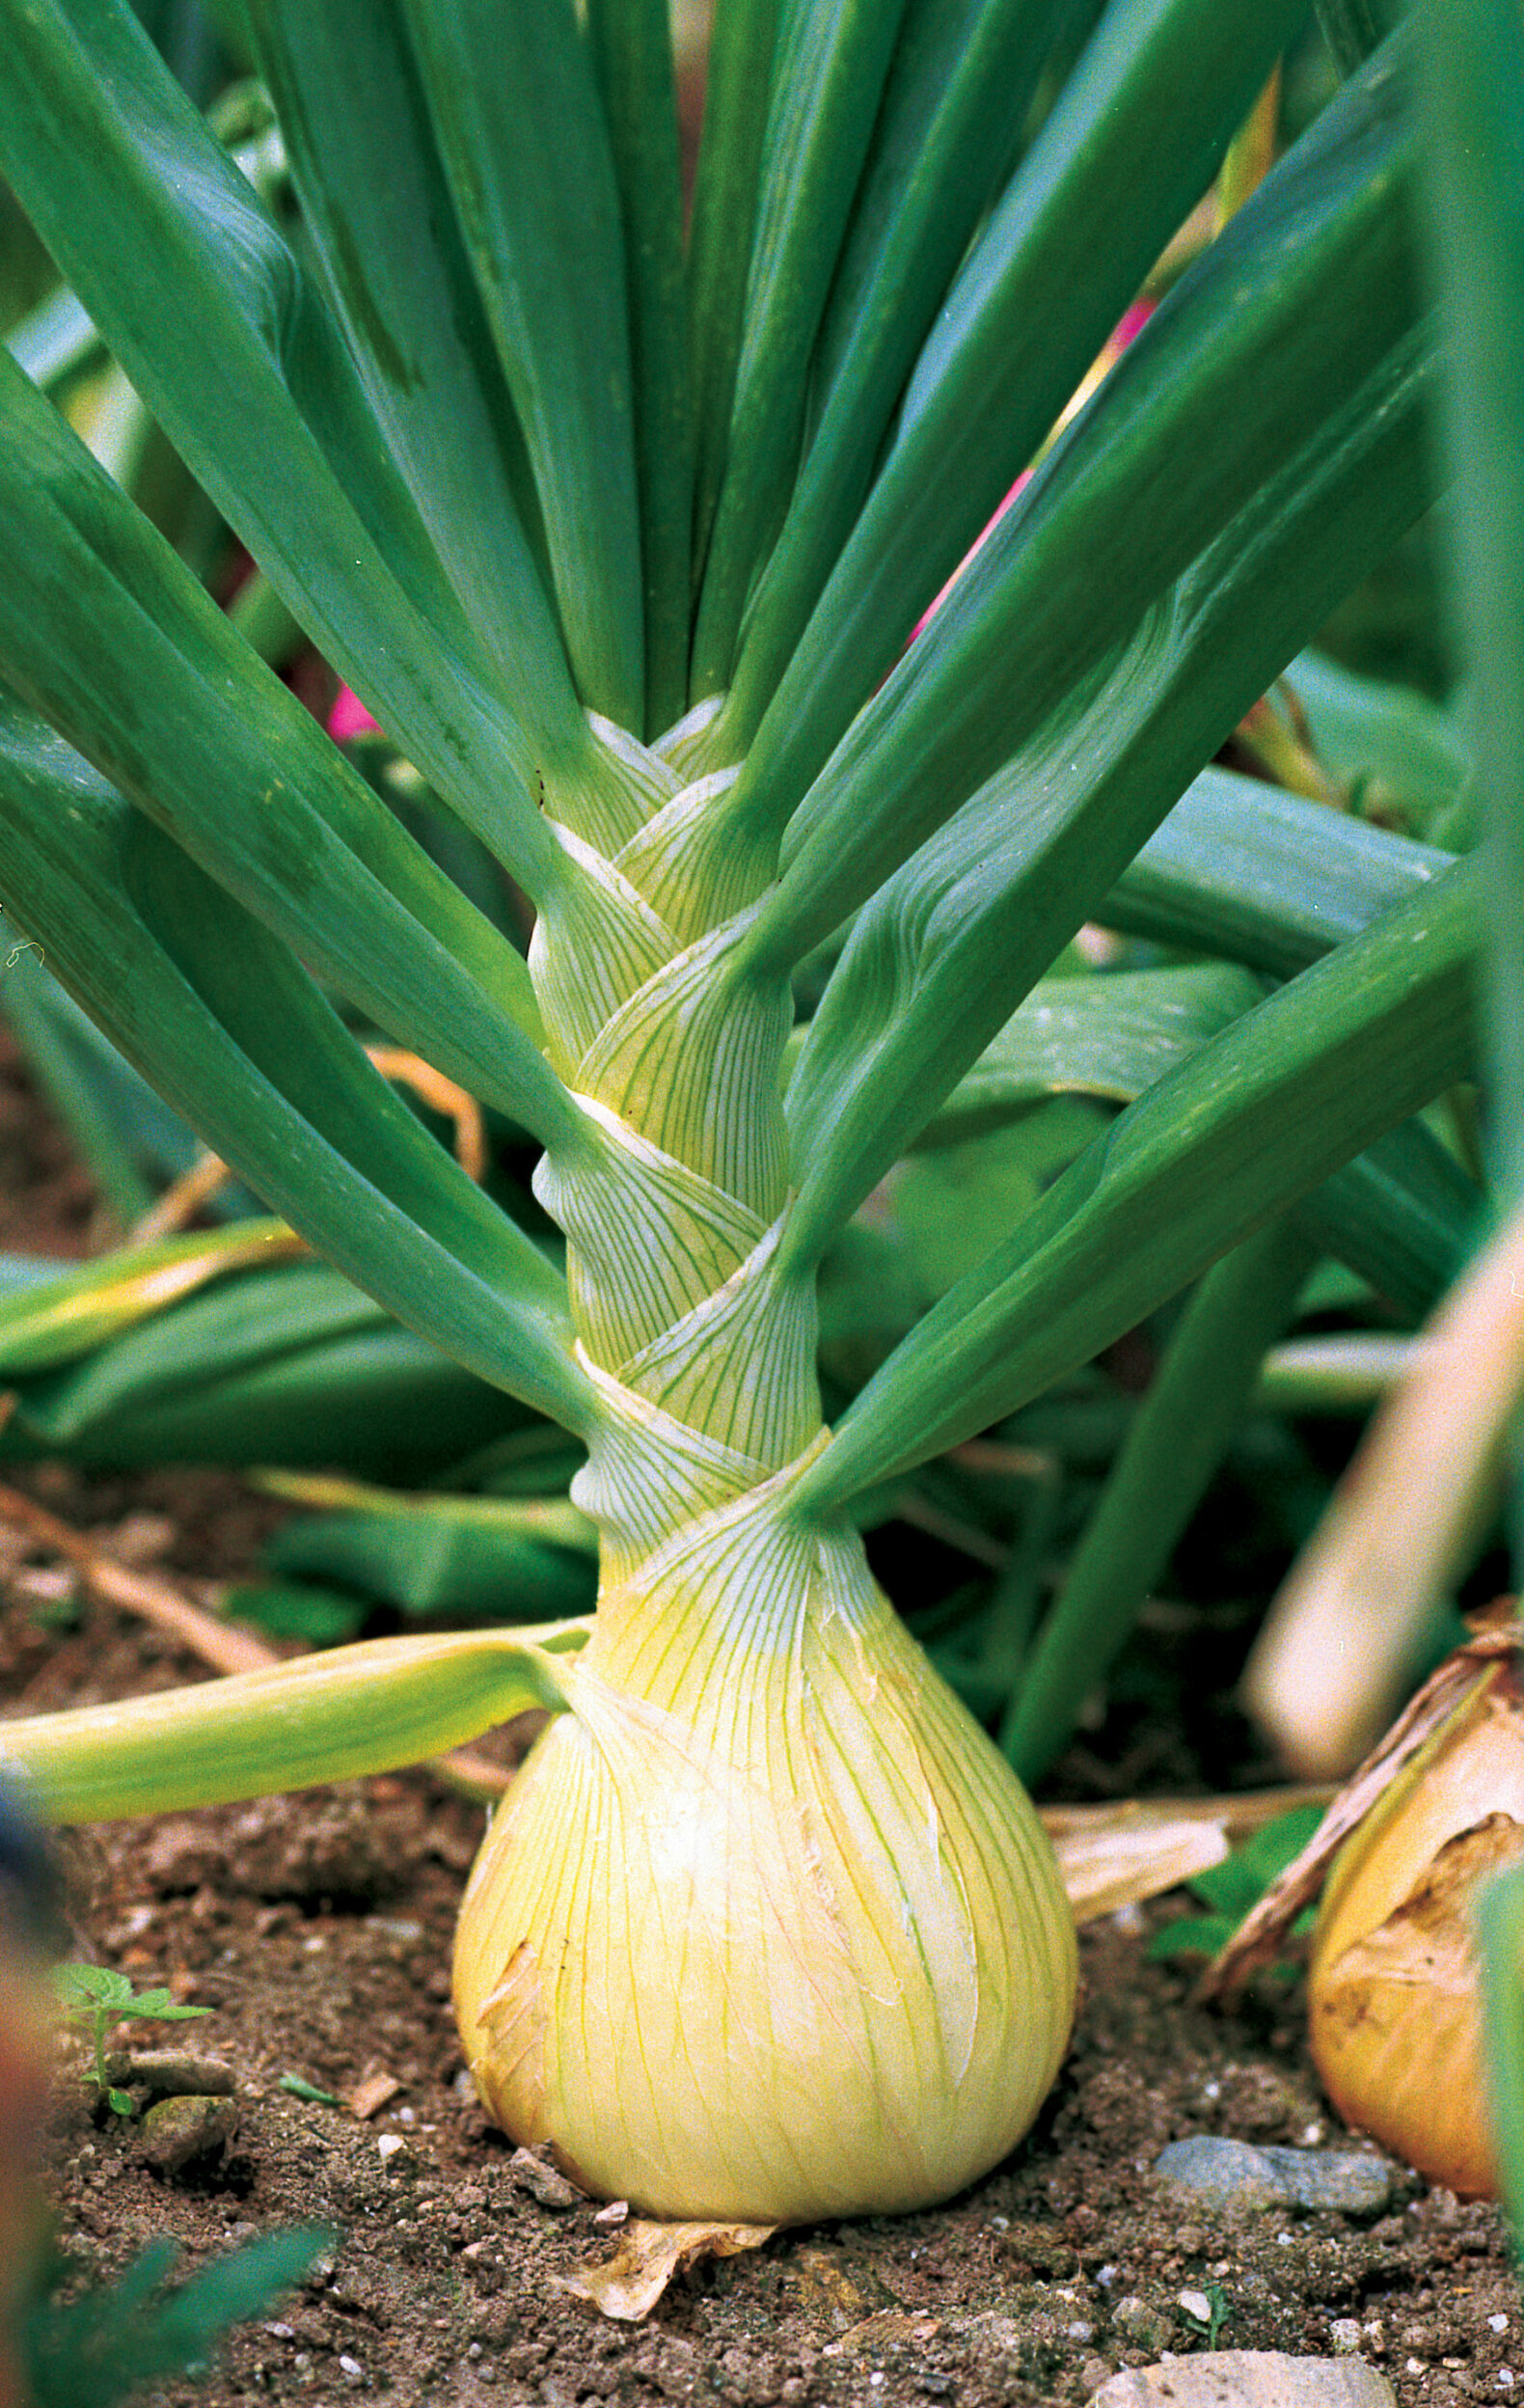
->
<box><xmin>1090</xmin><ymin>2353</ymin><xmax>1396</xmax><ymax>2406</ymax></box>
<box><xmin>507</xmin><ymin>2147</ymin><xmax>579</xmax><ymax>2210</ymax></box>
<box><xmin>135</xmin><ymin>2093</ymin><xmax>238</xmax><ymax>2174</ymax></box>
<box><xmin>106</xmin><ymin>2049</ymin><xmax>237</xmax><ymax>2097</ymax></box>
<box><xmin>1154</xmin><ymin>2136</ymin><xmax>1394</xmax><ymax>2215</ymax></box>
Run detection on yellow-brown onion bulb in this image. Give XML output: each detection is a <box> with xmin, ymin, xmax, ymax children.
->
<box><xmin>1308</xmin><ymin>1657</ymin><xmax>1524</xmax><ymax>2197</ymax></box>
<box><xmin>452</xmin><ymin>1518</ymin><xmax>1076</xmax><ymax>2225</ymax></box>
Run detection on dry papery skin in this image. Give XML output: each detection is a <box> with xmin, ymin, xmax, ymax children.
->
<box><xmin>1309</xmin><ymin>1662</ymin><xmax>1524</xmax><ymax>2197</ymax></box>
<box><xmin>1206</xmin><ymin>1629</ymin><xmax>1524</xmax><ymax>2198</ymax></box>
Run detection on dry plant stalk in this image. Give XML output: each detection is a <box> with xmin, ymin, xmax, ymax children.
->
<box><xmin>1048</xmin><ymin>1785</ymin><xmax>1333</xmax><ymax>1925</ymax></box>
<box><xmin>0</xmin><ymin>1484</ymin><xmax>509</xmax><ymax>1795</ymax></box>
<box><xmin>129</xmin><ymin>1050</ymin><xmax>486</xmax><ymax>1242</ymax></box>
<box><xmin>1243</xmin><ymin>1206</ymin><xmax>1524</xmax><ymax>1779</ymax></box>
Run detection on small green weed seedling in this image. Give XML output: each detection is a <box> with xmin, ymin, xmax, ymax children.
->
<box><xmin>277</xmin><ymin>2073</ymin><xmax>341</xmax><ymax>2108</ymax></box>
<box><xmin>20</xmin><ymin>2228</ymin><xmax>333</xmax><ymax>2408</ymax></box>
<box><xmin>1146</xmin><ymin>1802</ymin><xmax>1324</xmax><ymax>1967</ymax></box>
<box><xmin>51</xmin><ymin>1962</ymin><xmax>211</xmax><ymax>2117</ymax></box>
<box><xmin>1179</xmin><ymin>2281</ymin><xmax>1233</xmax><ymax>2350</ymax></box>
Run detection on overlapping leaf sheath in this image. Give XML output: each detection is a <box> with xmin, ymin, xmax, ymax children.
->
<box><xmin>452</xmin><ymin>726</ymin><xmax>1076</xmax><ymax>2222</ymax></box>
<box><xmin>533</xmin><ymin>773</ymin><xmax>810</xmax><ymax>1541</ymax></box>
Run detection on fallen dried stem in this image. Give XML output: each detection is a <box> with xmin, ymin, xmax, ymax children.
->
<box><xmin>0</xmin><ymin>1484</ymin><xmax>508</xmax><ymax>1796</ymax></box>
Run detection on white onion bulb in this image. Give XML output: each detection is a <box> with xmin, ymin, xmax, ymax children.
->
<box><xmin>453</xmin><ymin>1521</ymin><xmax>1076</xmax><ymax>2224</ymax></box>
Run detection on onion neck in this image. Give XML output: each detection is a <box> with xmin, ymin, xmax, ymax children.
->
<box><xmin>531</xmin><ymin>713</ymin><xmax>829</xmax><ymax>1653</ymax></box>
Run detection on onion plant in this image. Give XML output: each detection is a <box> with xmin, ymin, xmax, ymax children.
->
<box><xmin>0</xmin><ymin>0</ymin><xmax>1486</xmax><ymax>2223</ymax></box>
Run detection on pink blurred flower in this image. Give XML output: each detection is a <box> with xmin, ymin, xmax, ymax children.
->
<box><xmin>1111</xmin><ymin>297</ymin><xmax>1155</xmax><ymax>351</ymax></box>
<box><xmin>910</xmin><ymin>294</ymin><xmax>1157</xmax><ymax>646</ymax></box>
<box><xmin>910</xmin><ymin>470</ymin><xmax>1033</xmax><ymax>644</ymax></box>
<box><xmin>328</xmin><ymin>685</ymin><xmax>382</xmax><ymax>743</ymax></box>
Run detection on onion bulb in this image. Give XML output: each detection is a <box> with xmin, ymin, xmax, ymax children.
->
<box><xmin>1308</xmin><ymin>1656</ymin><xmax>1524</xmax><ymax>2196</ymax></box>
<box><xmin>452</xmin><ymin>1522</ymin><xmax>1076</xmax><ymax>2224</ymax></box>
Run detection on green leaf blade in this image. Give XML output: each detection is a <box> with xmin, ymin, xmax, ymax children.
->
<box><xmin>913</xmin><ymin>962</ymin><xmax>1266</xmax><ymax>1146</ymax></box>
<box><xmin>685</xmin><ymin>0</ymin><xmax>784</xmax><ymax>598</ymax></box>
<box><xmin>245</xmin><ymin>0</ymin><xmax>587</xmax><ymax>752</ymax></box>
<box><xmin>731</xmin><ymin>0</ymin><xmax>1075</xmax><ymax>732</ymax></box>
<box><xmin>1001</xmin><ymin>1218</ymin><xmax>1316</xmax><ymax>1784</ymax></box>
<box><xmin>1107</xmin><ymin>769</ymin><xmax>1456</xmax><ymax>977</ymax></box>
<box><xmin>0</xmin><ymin>378</ymin><xmax>575</xmax><ymax>1145</ymax></box>
<box><xmin>0</xmin><ymin>1222</ymin><xmax>297</xmax><ymax>1379</ymax></box>
<box><xmin>745</xmin><ymin>38</ymin><xmax>1421</xmax><ymax>957</ymax></box>
<box><xmin>722</xmin><ymin>0</ymin><xmax>1317</xmax><ymax>777</ymax></box>
<box><xmin>776</xmin><ymin>312</ymin><xmax>1441</xmax><ymax>1265</ymax></box>
<box><xmin>401</xmin><ymin>0</ymin><xmax>645</xmax><ymax>728</ymax></box>
<box><xmin>0</xmin><ymin>0</ymin><xmax>579</xmax><ymax>858</ymax></box>
<box><xmin>587</xmin><ymin>0</ymin><xmax>694</xmax><ymax>740</ymax></box>
<box><xmin>794</xmin><ymin>856</ymin><xmax>1482</xmax><ymax>1516</ymax></box>
<box><xmin>689</xmin><ymin>0</ymin><xmax>913</xmax><ymax>697</ymax></box>
<box><xmin>1421</xmin><ymin>0</ymin><xmax>1524</xmax><ymax>1199</ymax></box>
<box><xmin>0</xmin><ymin>733</ymin><xmax>595</xmax><ymax>1436</ymax></box>
<box><xmin>2</xmin><ymin>1625</ymin><xmax>587</xmax><ymax>1821</ymax></box>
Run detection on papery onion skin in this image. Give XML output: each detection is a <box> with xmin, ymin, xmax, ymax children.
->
<box><xmin>1308</xmin><ymin>1660</ymin><xmax>1524</xmax><ymax>2198</ymax></box>
<box><xmin>452</xmin><ymin>1546</ymin><xmax>1076</xmax><ymax>2226</ymax></box>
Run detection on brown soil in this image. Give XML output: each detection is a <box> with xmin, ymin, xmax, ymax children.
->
<box><xmin>0</xmin><ymin>1047</ymin><xmax>1518</xmax><ymax>2408</ymax></box>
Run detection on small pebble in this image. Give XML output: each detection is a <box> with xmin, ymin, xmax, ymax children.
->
<box><xmin>348</xmin><ymin>2071</ymin><xmax>402</xmax><ymax>2121</ymax></box>
<box><xmin>1330</xmin><ymin>2321</ymin><xmax>1363</xmax><ymax>2354</ymax></box>
<box><xmin>1154</xmin><ymin>2136</ymin><xmax>1394</xmax><ymax>2214</ymax></box>
<box><xmin>105</xmin><ymin>2051</ymin><xmax>236</xmax><ymax>2098</ymax></box>
<box><xmin>507</xmin><ymin>2146</ymin><xmax>578</xmax><ymax>2210</ymax></box>
<box><xmin>1492</xmin><ymin>2318</ymin><xmax>1511</xmax><ymax>2336</ymax></box>
<box><xmin>1113</xmin><ymin>2298</ymin><xmax>1156</xmax><ymax>2334</ymax></box>
<box><xmin>13</xmin><ymin>1566</ymin><xmax>75</xmax><ymax>1606</ymax></box>
<box><xmin>377</xmin><ymin>2133</ymin><xmax>406</xmax><ymax>2164</ymax></box>
<box><xmin>593</xmin><ymin>2199</ymin><xmax>630</xmax><ymax>2227</ymax></box>
<box><xmin>1090</xmin><ymin>2355</ymin><xmax>1398</xmax><ymax>2405</ymax></box>
<box><xmin>1179</xmin><ymin>2292</ymin><xmax>1211</xmax><ymax>2323</ymax></box>
<box><xmin>109</xmin><ymin>1510</ymin><xmax>176</xmax><ymax>1564</ymax></box>
<box><xmin>135</xmin><ymin>2094</ymin><xmax>237</xmax><ymax>2175</ymax></box>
